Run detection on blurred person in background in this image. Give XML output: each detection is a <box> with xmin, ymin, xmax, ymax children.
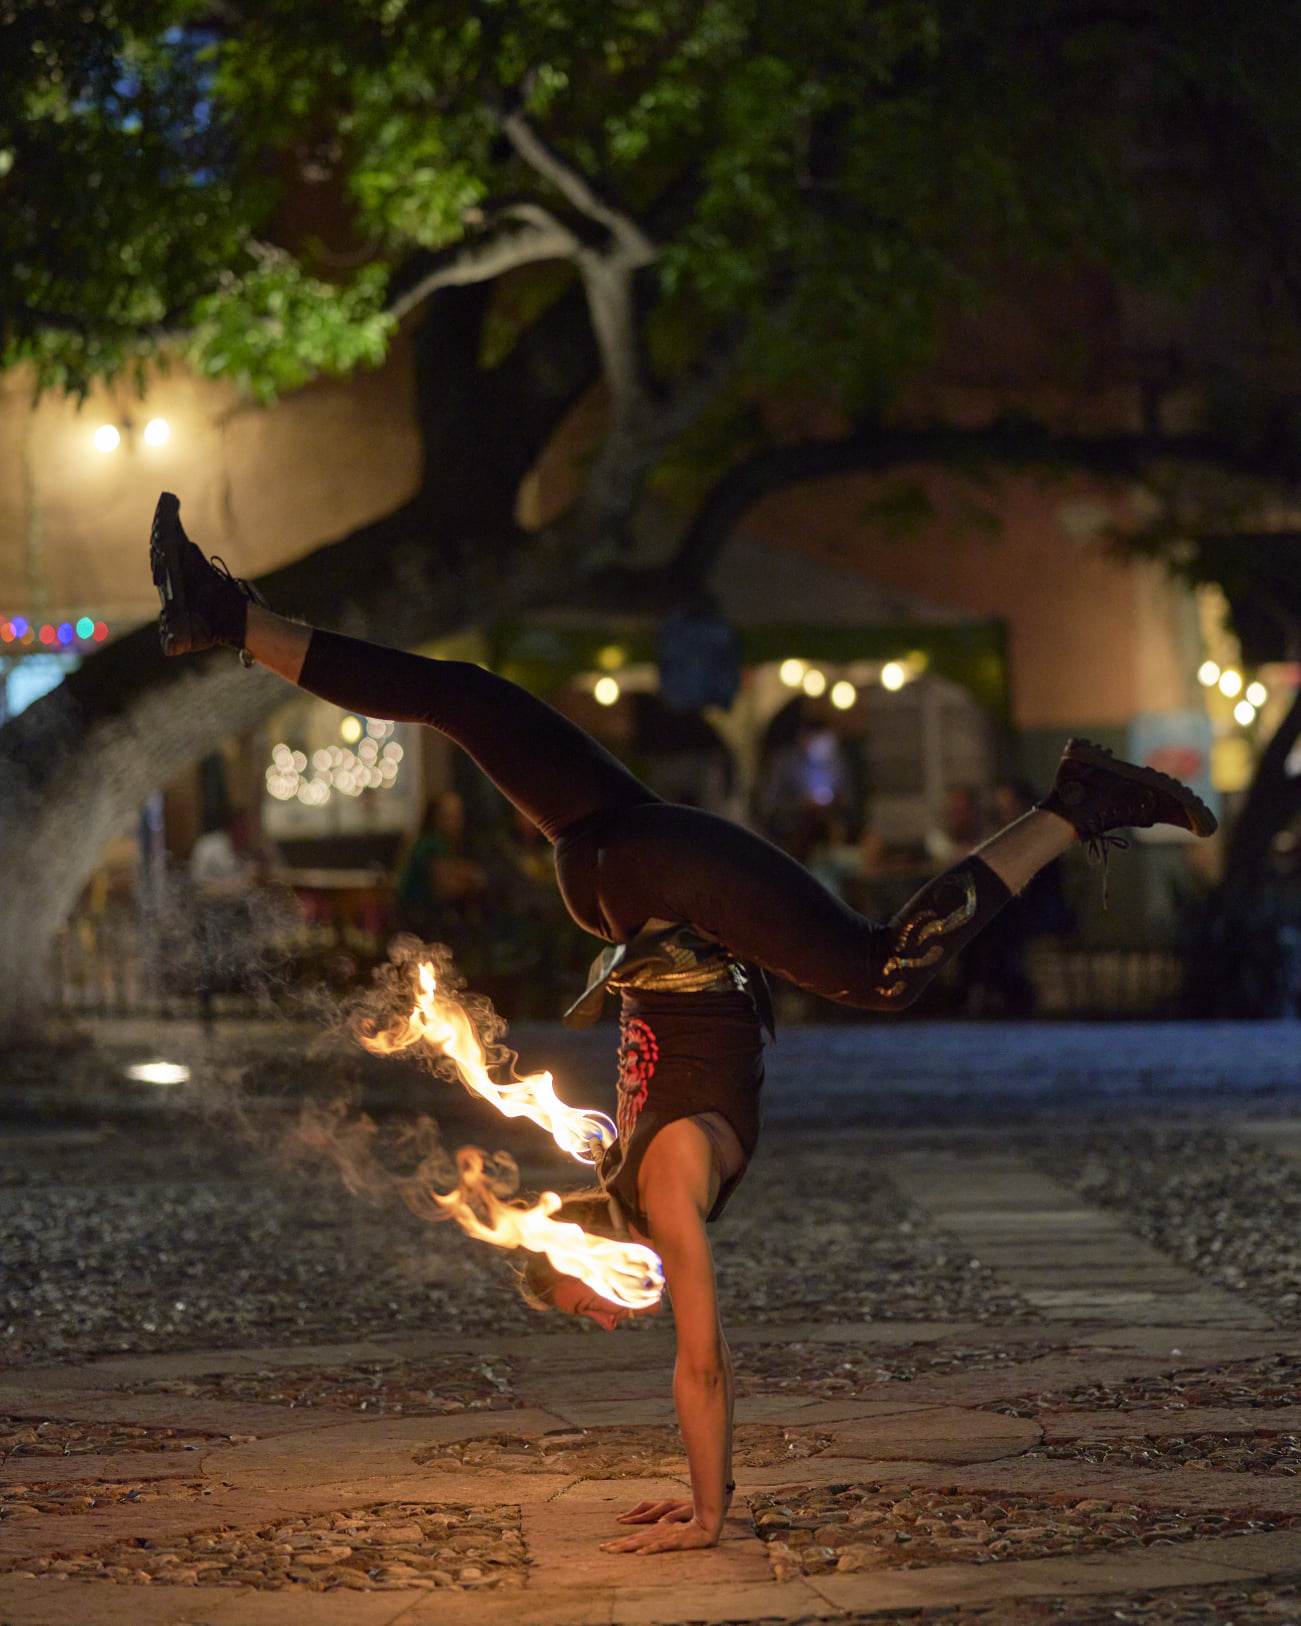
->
<box><xmin>189</xmin><ymin>808</ymin><xmax>265</xmax><ymax>1026</ymax></box>
<box><xmin>759</xmin><ymin>718</ymin><xmax>851</xmax><ymax>851</ymax></box>
<box><xmin>960</xmin><ymin>780</ymin><xmax>1075</xmax><ymax>1016</ymax></box>
<box><xmin>924</xmin><ymin>784</ymin><xmax>987</xmax><ymax>868</ymax></box>
<box><xmin>395</xmin><ymin>789</ymin><xmax>488</xmax><ymax>949</ymax></box>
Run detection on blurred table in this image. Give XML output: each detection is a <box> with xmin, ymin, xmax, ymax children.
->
<box><xmin>272</xmin><ymin>867</ymin><xmax>395</xmax><ymax>949</ymax></box>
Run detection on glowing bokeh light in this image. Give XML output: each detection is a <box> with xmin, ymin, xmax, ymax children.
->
<box><xmin>1234</xmin><ymin>699</ymin><xmax>1257</xmax><ymax>727</ymax></box>
<box><xmin>594</xmin><ymin>676</ymin><xmax>620</xmax><ymax>706</ymax></box>
<box><xmin>340</xmin><ymin>715</ymin><xmax>364</xmax><ymax>744</ymax></box>
<box><xmin>801</xmin><ymin>667</ymin><xmax>827</xmax><ymax>698</ymax></box>
<box><xmin>1197</xmin><ymin>660</ymin><xmax>1221</xmax><ymax>687</ymax></box>
<box><xmin>1246</xmin><ymin>681</ymin><xmax>1268</xmax><ymax>708</ymax></box>
<box><xmin>93</xmin><ymin>424</ymin><xmax>120</xmax><ymax>453</ymax></box>
<box><xmin>830</xmin><ymin>680</ymin><xmax>857</xmax><ymax>710</ymax></box>
<box><xmin>881</xmin><ymin>661</ymin><xmax>907</xmax><ymax>691</ymax></box>
<box><xmin>142</xmin><ymin>417</ymin><xmax>171</xmax><ymax>447</ymax></box>
<box><xmin>125</xmin><ymin>1061</ymin><xmax>191</xmax><ymax>1086</ymax></box>
<box><xmin>75</xmin><ymin>616</ymin><xmax>94</xmax><ymax>639</ymax></box>
<box><xmin>1218</xmin><ymin>668</ymin><xmax>1243</xmax><ymax>698</ymax></box>
<box><xmin>779</xmin><ymin>658</ymin><xmax>806</xmax><ymax>687</ymax></box>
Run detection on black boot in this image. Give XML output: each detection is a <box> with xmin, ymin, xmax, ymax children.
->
<box><xmin>150</xmin><ymin>491</ymin><xmax>265</xmax><ymax>663</ymax></box>
<box><xmin>1038</xmin><ymin>737</ymin><xmax>1217</xmax><ymax>903</ymax></box>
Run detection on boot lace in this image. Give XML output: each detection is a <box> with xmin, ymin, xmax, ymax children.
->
<box><xmin>210</xmin><ymin>554</ymin><xmax>268</xmax><ymax>608</ymax></box>
<box><xmin>1083</xmin><ymin>831</ymin><xmax>1130</xmax><ymax>911</ymax></box>
<box><xmin>209</xmin><ymin>555</ymin><xmax>267</xmax><ymax>667</ymax></box>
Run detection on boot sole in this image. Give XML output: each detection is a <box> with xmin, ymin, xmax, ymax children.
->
<box><xmin>1063</xmin><ymin>738</ymin><xmax>1218</xmax><ymax>837</ymax></box>
<box><xmin>149</xmin><ymin>491</ymin><xmax>194</xmax><ymax>655</ymax></box>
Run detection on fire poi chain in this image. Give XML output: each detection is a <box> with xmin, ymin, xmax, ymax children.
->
<box><xmin>358</xmin><ymin>962</ymin><xmax>665</xmax><ymax>1311</ymax></box>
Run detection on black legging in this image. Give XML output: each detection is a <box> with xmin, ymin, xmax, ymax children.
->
<box><xmin>299</xmin><ymin>630</ymin><xmax>1011</xmax><ymax>1010</ymax></box>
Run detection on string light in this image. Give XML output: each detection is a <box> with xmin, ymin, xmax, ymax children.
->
<box><xmin>142</xmin><ymin>417</ymin><xmax>171</xmax><ymax>446</ymax></box>
<box><xmin>801</xmin><ymin>667</ymin><xmax>827</xmax><ymax>698</ymax></box>
<box><xmin>93</xmin><ymin>424</ymin><xmax>120</xmax><ymax>453</ymax></box>
<box><xmin>266</xmin><ymin>722</ymin><xmax>400</xmax><ymax>805</ymax></box>
<box><xmin>1197</xmin><ymin>660</ymin><xmax>1221</xmax><ymax>687</ymax></box>
<box><xmin>830</xmin><ymin>680</ymin><xmax>857</xmax><ymax>710</ymax></box>
<box><xmin>594</xmin><ymin>676</ymin><xmax>620</xmax><ymax>706</ymax></box>
<box><xmin>881</xmin><ymin>661</ymin><xmax>907</xmax><ymax>691</ymax></box>
<box><xmin>779</xmin><ymin>658</ymin><xmax>806</xmax><ymax>687</ymax></box>
<box><xmin>1217</xmin><ymin>668</ymin><xmax>1243</xmax><ymax>698</ymax></box>
<box><xmin>1</xmin><ymin>614</ymin><xmax>108</xmax><ymax>647</ymax></box>
<box><xmin>1246</xmin><ymin>681</ymin><xmax>1268</xmax><ymax>708</ymax></box>
<box><xmin>1234</xmin><ymin>699</ymin><xmax>1257</xmax><ymax>727</ymax></box>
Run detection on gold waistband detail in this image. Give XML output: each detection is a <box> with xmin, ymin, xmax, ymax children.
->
<box><xmin>612</xmin><ymin>960</ymin><xmax>737</xmax><ymax>994</ymax></box>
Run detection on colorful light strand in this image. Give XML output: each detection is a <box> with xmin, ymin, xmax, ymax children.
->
<box><xmin>1</xmin><ymin>615</ymin><xmax>108</xmax><ymax>647</ymax></box>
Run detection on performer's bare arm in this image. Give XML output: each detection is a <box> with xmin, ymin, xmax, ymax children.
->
<box><xmin>601</xmin><ymin>1120</ymin><xmax>732</xmax><ymax>1554</ymax></box>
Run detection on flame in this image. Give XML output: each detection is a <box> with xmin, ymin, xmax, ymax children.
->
<box><xmin>438</xmin><ymin>1148</ymin><xmax>662</xmax><ymax>1310</ymax></box>
<box><xmin>361</xmin><ymin>962</ymin><xmax>616</xmax><ymax>1163</ymax></box>
<box><xmin>359</xmin><ymin>960</ymin><xmax>662</xmax><ymax>1309</ymax></box>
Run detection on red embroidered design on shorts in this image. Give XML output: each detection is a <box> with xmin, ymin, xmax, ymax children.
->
<box><xmin>616</xmin><ymin>1017</ymin><xmax>659</xmax><ymax>1141</ymax></box>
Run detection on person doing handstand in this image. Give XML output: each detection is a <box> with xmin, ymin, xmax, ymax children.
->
<box><xmin>150</xmin><ymin>493</ymin><xmax>1216</xmax><ymax>1555</ymax></box>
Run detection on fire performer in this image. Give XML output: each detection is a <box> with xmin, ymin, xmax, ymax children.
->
<box><xmin>150</xmin><ymin>493</ymin><xmax>1215</xmax><ymax>1554</ymax></box>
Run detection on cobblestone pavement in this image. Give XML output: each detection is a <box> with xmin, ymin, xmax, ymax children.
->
<box><xmin>0</xmin><ymin>1017</ymin><xmax>1298</xmax><ymax>1623</ymax></box>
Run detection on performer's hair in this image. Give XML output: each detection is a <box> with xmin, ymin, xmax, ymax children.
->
<box><xmin>515</xmin><ymin>1187</ymin><xmax>618</xmax><ymax>1312</ymax></box>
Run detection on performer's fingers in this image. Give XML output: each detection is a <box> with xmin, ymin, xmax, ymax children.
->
<box><xmin>615</xmin><ymin>1499</ymin><xmax>658</xmax><ymax>1521</ymax></box>
<box><xmin>616</xmin><ymin>1498</ymin><xmax>674</xmax><ymax>1523</ymax></box>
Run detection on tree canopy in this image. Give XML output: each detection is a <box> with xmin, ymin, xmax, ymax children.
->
<box><xmin>5</xmin><ymin>0</ymin><xmax>1299</xmax><ymax>429</ymax></box>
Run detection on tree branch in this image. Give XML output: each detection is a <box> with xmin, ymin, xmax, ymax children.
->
<box><xmin>665</xmin><ymin>420</ymin><xmax>1301</xmax><ymax>589</ymax></box>
<box><xmin>501</xmin><ymin>111</ymin><xmax>655</xmax><ymax>269</ymax></box>
<box><xmin>387</xmin><ymin>205</ymin><xmax>580</xmax><ymax>324</ymax></box>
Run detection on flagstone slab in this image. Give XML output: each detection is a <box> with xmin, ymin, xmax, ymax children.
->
<box><xmin>803</xmin><ymin>1541</ymin><xmax>1268</xmax><ymax>1615</ymax></box>
<box><xmin>550</xmin><ymin>1477</ymin><xmax>689</xmax><ymax>1505</ymax></box>
<box><xmin>0</xmin><ymin>1489</ymin><xmax>305</xmax><ymax>1562</ymax></box>
<box><xmin>895</xmin><ymin>1458</ymin><xmax>1301</xmax><ymax>1515</ymax></box>
<box><xmin>1041</xmin><ymin>1406</ymin><xmax>1300</xmax><ymax>1441</ymax></box>
<box><xmin>725</xmin><ymin>1321</ymin><xmax>990</xmax><ymax>1348</ymax></box>
<box><xmin>609</xmin><ymin>1577</ymin><xmax>836</xmax><ymax>1624</ymax></box>
<box><xmin>396</xmin><ymin>1582</ymin><xmax>617</xmax><ymax>1625</ymax></box>
<box><xmin>825</xmin><ymin>1405</ymin><xmax>1041</xmax><ymax>1463</ymax></box>
<box><xmin>212</xmin><ymin>1410</ymin><xmax>572</xmax><ymax>1490</ymax></box>
<box><xmin>547</xmin><ymin>1398</ymin><xmax>679</xmax><ymax>1428</ymax></box>
<box><xmin>520</xmin><ymin>1370</ymin><xmax>676</xmax><ymax>1407</ymax></box>
<box><xmin>0</xmin><ymin>1577</ymin><xmax>248</xmax><ymax>1626</ymax></box>
<box><xmin>732</xmin><ymin>1456</ymin><xmax>935</xmax><ymax>1490</ymax></box>
<box><xmin>846</xmin><ymin>1353</ymin><xmax>1194</xmax><ymax>1408</ymax></box>
<box><xmin>1018</xmin><ymin>1540</ymin><xmax>1298</xmax><ymax>1593</ymax></box>
<box><xmin>1176</xmin><ymin>1527</ymin><xmax>1301</xmax><ymax>1573</ymax></box>
<box><xmin>768</xmin><ymin>1399</ymin><xmax>931</xmax><ymax>1426</ymax></box>
<box><xmin>0</xmin><ymin>1454</ymin><xmax>205</xmax><ymax>1485</ymax></box>
<box><xmin>0</xmin><ymin>1395</ymin><xmax>337</xmax><ymax>1440</ymax></box>
<box><xmin>1070</xmin><ymin>1328</ymin><xmax>1301</xmax><ymax>1359</ymax></box>
<box><xmin>803</xmin><ymin>1562</ymin><xmax>1065</xmax><ymax>1613</ymax></box>
<box><xmin>195</xmin><ymin>1591</ymin><xmax>418</xmax><ymax>1626</ymax></box>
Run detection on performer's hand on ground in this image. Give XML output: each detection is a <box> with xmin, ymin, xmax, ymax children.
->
<box><xmin>614</xmin><ymin>1497</ymin><xmax>694</xmax><ymax>1525</ymax></box>
<box><xmin>599</xmin><ymin>1516</ymin><xmax>718</xmax><ymax>1554</ymax></box>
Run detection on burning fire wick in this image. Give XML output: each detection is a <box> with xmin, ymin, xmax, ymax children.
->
<box><xmin>361</xmin><ymin>964</ymin><xmax>616</xmax><ymax>1164</ymax></box>
<box><xmin>359</xmin><ymin>962</ymin><xmax>664</xmax><ymax>1311</ymax></box>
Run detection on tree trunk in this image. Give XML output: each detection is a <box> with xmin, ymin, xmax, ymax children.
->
<box><xmin>0</xmin><ymin>285</ymin><xmax>598</xmax><ymax>1042</ymax></box>
<box><xmin>1224</xmin><ymin>679</ymin><xmax>1301</xmax><ymax>886</ymax></box>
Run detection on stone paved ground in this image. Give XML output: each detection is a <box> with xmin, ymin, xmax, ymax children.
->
<box><xmin>0</xmin><ymin>1017</ymin><xmax>1298</xmax><ymax>1624</ymax></box>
